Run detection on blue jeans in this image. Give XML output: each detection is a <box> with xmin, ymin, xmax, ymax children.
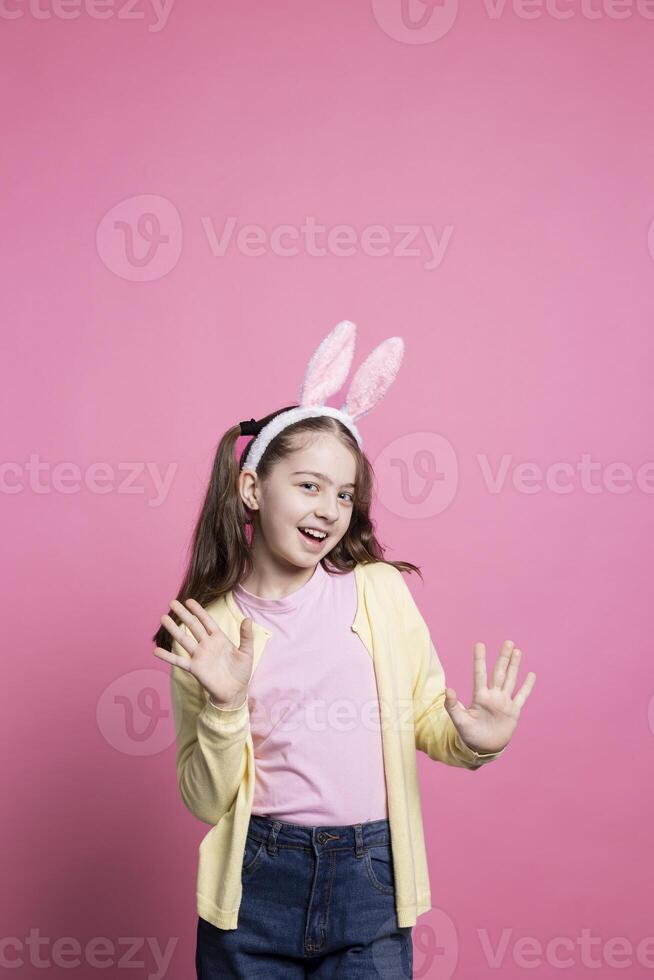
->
<box><xmin>196</xmin><ymin>812</ymin><xmax>413</xmax><ymax>978</ymax></box>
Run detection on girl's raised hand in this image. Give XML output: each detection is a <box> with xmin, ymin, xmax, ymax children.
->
<box><xmin>153</xmin><ymin>598</ymin><xmax>255</xmax><ymax>709</ymax></box>
<box><xmin>443</xmin><ymin>640</ymin><xmax>536</xmax><ymax>755</ymax></box>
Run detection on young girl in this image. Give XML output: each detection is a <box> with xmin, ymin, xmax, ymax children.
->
<box><xmin>152</xmin><ymin>321</ymin><xmax>536</xmax><ymax>979</ymax></box>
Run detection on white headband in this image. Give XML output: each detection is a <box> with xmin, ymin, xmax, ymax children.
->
<box><xmin>240</xmin><ymin>320</ymin><xmax>405</xmax><ymax>473</ymax></box>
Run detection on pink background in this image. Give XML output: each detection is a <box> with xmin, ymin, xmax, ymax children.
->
<box><xmin>3</xmin><ymin>2</ymin><xmax>653</xmax><ymax>977</ymax></box>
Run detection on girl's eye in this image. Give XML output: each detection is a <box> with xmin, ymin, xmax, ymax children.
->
<box><xmin>300</xmin><ymin>482</ymin><xmax>354</xmax><ymax>503</ymax></box>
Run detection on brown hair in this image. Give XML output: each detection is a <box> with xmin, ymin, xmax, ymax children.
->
<box><xmin>152</xmin><ymin>405</ymin><xmax>421</xmax><ymax>651</ymax></box>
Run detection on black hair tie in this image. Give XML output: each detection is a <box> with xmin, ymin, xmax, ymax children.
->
<box><xmin>239</xmin><ymin>418</ymin><xmax>259</xmax><ymax>437</ymax></box>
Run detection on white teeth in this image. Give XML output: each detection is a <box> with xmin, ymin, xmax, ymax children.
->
<box><xmin>299</xmin><ymin>527</ymin><xmax>327</xmax><ymax>539</ymax></box>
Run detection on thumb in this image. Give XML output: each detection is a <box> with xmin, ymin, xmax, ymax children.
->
<box><xmin>444</xmin><ymin>687</ymin><xmax>467</xmax><ymax>727</ymax></box>
<box><xmin>239</xmin><ymin>616</ymin><xmax>255</xmax><ymax>655</ymax></box>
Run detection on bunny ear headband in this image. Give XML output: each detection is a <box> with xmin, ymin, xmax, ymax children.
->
<box><xmin>239</xmin><ymin>320</ymin><xmax>405</xmax><ymax>473</ymax></box>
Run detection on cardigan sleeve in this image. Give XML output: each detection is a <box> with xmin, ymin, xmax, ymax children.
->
<box><xmin>391</xmin><ymin>569</ymin><xmax>506</xmax><ymax>770</ymax></box>
<box><xmin>169</xmin><ymin>623</ymin><xmax>251</xmax><ymax>824</ymax></box>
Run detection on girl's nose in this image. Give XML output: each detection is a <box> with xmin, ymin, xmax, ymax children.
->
<box><xmin>314</xmin><ymin>498</ymin><xmax>339</xmax><ymax>522</ymax></box>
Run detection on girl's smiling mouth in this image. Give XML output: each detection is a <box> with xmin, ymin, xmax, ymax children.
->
<box><xmin>298</xmin><ymin>526</ymin><xmax>329</xmax><ymax>548</ymax></box>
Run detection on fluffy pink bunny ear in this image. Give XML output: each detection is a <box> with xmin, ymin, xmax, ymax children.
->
<box><xmin>341</xmin><ymin>336</ymin><xmax>404</xmax><ymax>422</ymax></box>
<box><xmin>299</xmin><ymin>320</ymin><xmax>357</xmax><ymax>407</ymax></box>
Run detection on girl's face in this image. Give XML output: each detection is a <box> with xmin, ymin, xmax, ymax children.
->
<box><xmin>241</xmin><ymin>433</ymin><xmax>358</xmax><ymax>569</ymax></box>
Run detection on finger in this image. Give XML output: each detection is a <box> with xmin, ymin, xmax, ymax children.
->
<box><xmin>473</xmin><ymin>642</ymin><xmax>488</xmax><ymax>695</ymax></box>
<box><xmin>152</xmin><ymin>646</ymin><xmax>192</xmax><ymax>671</ymax></box>
<box><xmin>160</xmin><ymin>613</ymin><xmax>195</xmax><ymax>655</ymax></box>
<box><xmin>491</xmin><ymin>640</ymin><xmax>515</xmax><ymax>688</ymax></box>
<box><xmin>502</xmin><ymin>646</ymin><xmax>522</xmax><ymax>696</ymax></box>
<box><xmin>169</xmin><ymin>599</ymin><xmax>208</xmax><ymax>643</ymax></box>
<box><xmin>184</xmin><ymin>597</ymin><xmax>223</xmax><ymax>637</ymax></box>
<box><xmin>513</xmin><ymin>671</ymin><xmax>537</xmax><ymax>710</ymax></box>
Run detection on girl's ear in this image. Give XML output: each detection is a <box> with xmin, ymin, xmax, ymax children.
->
<box><xmin>341</xmin><ymin>336</ymin><xmax>404</xmax><ymax>422</ymax></box>
<box><xmin>238</xmin><ymin>468</ymin><xmax>260</xmax><ymax>512</ymax></box>
<box><xmin>299</xmin><ymin>320</ymin><xmax>357</xmax><ymax>407</ymax></box>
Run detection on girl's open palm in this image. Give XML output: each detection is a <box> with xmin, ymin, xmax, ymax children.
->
<box><xmin>153</xmin><ymin>598</ymin><xmax>255</xmax><ymax>708</ymax></box>
<box><xmin>444</xmin><ymin>640</ymin><xmax>536</xmax><ymax>754</ymax></box>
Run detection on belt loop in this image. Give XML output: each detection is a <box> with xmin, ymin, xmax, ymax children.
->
<box><xmin>267</xmin><ymin>820</ymin><xmax>282</xmax><ymax>855</ymax></box>
<box><xmin>354</xmin><ymin>823</ymin><xmax>364</xmax><ymax>858</ymax></box>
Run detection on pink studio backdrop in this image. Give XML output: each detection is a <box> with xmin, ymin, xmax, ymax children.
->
<box><xmin>2</xmin><ymin>2</ymin><xmax>652</xmax><ymax>978</ymax></box>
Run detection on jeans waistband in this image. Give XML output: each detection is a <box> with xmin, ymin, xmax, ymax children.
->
<box><xmin>247</xmin><ymin>812</ymin><xmax>391</xmax><ymax>854</ymax></box>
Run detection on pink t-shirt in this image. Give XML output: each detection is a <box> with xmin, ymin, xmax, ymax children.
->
<box><xmin>233</xmin><ymin>561</ymin><xmax>389</xmax><ymax>825</ymax></box>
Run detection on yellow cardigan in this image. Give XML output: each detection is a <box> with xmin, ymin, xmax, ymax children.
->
<box><xmin>170</xmin><ymin>560</ymin><xmax>505</xmax><ymax>930</ymax></box>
